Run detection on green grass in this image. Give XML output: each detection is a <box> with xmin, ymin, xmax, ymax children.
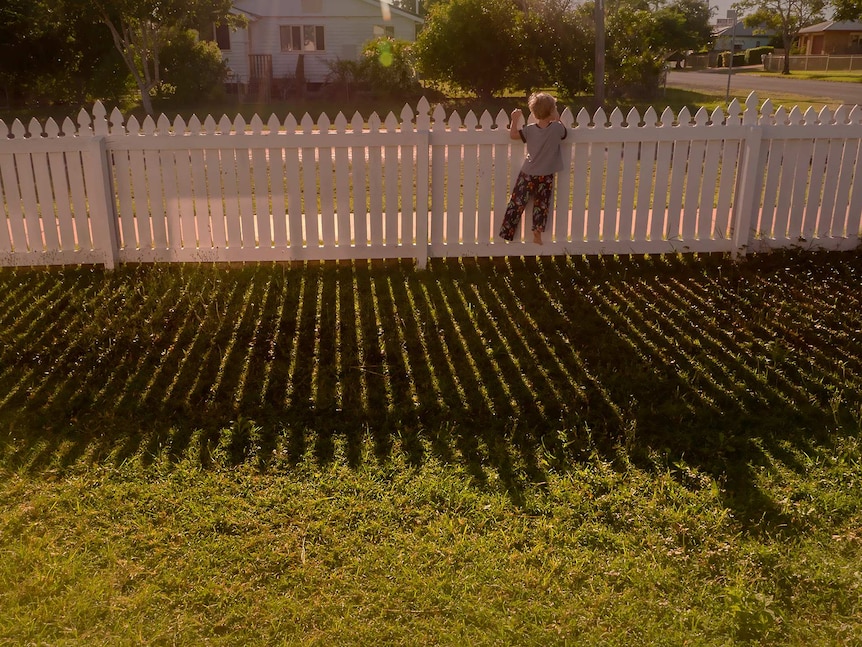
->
<box><xmin>2</xmin><ymin>251</ymin><xmax>862</xmax><ymax>645</ymax></box>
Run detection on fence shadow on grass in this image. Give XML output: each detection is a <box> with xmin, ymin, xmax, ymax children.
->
<box><xmin>1</xmin><ymin>251</ymin><xmax>861</xmax><ymax>528</ymax></box>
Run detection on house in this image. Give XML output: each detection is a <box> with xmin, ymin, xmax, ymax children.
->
<box><xmin>712</xmin><ymin>22</ymin><xmax>775</xmax><ymax>52</ymax></box>
<box><xmin>796</xmin><ymin>20</ymin><xmax>862</xmax><ymax>55</ymax></box>
<box><xmin>215</xmin><ymin>0</ymin><xmax>424</xmax><ymax>92</ymax></box>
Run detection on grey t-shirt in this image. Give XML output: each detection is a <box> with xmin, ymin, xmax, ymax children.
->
<box><xmin>519</xmin><ymin>121</ymin><xmax>568</xmax><ymax>176</ymax></box>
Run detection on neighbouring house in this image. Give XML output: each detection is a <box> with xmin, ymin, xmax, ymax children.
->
<box><xmin>712</xmin><ymin>22</ymin><xmax>775</xmax><ymax>53</ymax></box>
<box><xmin>796</xmin><ymin>20</ymin><xmax>862</xmax><ymax>55</ymax></box>
<box><xmin>213</xmin><ymin>0</ymin><xmax>424</xmax><ymax>95</ymax></box>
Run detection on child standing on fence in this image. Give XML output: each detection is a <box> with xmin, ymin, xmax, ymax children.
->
<box><xmin>499</xmin><ymin>92</ymin><xmax>568</xmax><ymax>245</ymax></box>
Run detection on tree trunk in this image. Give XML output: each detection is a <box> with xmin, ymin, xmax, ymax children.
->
<box><xmin>782</xmin><ymin>35</ymin><xmax>792</xmax><ymax>75</ymax></box>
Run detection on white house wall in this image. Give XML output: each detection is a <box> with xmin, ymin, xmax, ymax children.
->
<box><xmin>226</xmin><ymin>0</ymin><xmax>420</xmax><ymax>84</ymax></box>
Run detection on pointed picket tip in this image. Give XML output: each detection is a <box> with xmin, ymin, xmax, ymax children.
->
<box><xmin>495</xmin><ymin>108</ymin><xmax>509</xmax><ymax>129</ymax></box>
<box><xmin>802</xmin><ymin>105</ymin><xmax>819</xmax><ymax>125</ymax></box>
<box><xmin>126</xmin><ymin>115</ymin><xmax>141</xmax><ymax>134</ymax></box>
<box><xmin>576</xmin><ymin>107</ymin><xmax>591</xmax><ymax>128</ymax></box>
<box><xmin>400</xmin><ymin>103</ymin><xmax>414</xmax><ymax>124</ymax></box>
<box><xmin>231</xmin><ymin>114</ymin><xmax>247</xmax><ymax>134</ymax></box>
<box><xmin>11</xmin><ymin>119</ymin><xmax>26</xmax><ymax>139</ymax></box>
<box><xmin>760</xmin><ymin>98</ymin><xmax>774</xmax><ymax>121</ymax></box>
<box><xmin>218</xmin><ymin>114</ymin><xmax>233</xmax><ymax>134</ymax></box>
<box><xmin>351</xmin><ymin>112</ymin><xmax>364</xmax><ymax>131</ymax></box>
<box><xmin>142</xmin><ymin>115</ymin><xmax>157</xmax><ymax>136</ymax></box>
<box><xmin>609</xmin><ymin>107</ymin><xmax>624</xmax><ymax>127</ymax></box>
<box><xmin>447</xmin><ymin>110</ymin><xmax>463</xmax><ymax>130</ymax></box>
<box><xmin>77</xmin><ymin>108</ymin><xmax>92</xmax><ymax>133</ymax></box>
<box><xmin>726</xmin><ymin>98</ymin><xmax>742</xmax><ymax>122</ymax></box>
<box><xmin>301</xmin><ymin>113</ymin><xmax>315</xmax><ymax>132</ymax></box>
<box><xmin>109</xmin><ymin>107</ymin><xmax>125</xmax><ymax>134</ymax></box>
<box><xmin>93</xmin><ymin>101</ymin><xmax>107</xmax><ymax>121</ymax></box>
<box><xmin>660</xmin><ymin>106</ymin><xmax>675</xmax><ymax>126</ymax></box>
<box><xmin>432</xmin><ymin>103</ymin><xmax>447</xmax><ymax>131</ymax></box>
<box><xmin>284</xmin><ymin>113</ymin><xmax>298</xmax><ymax>132</ymax></box>
<box><xmin>29</xmin><ymin>117</ymin><xmax>45</xmax><ymax>138</ymax></box>
<box><xmin>625</xmin><ymin>107</ymin><xmax>641</xmax><ymax>127</ymax></box>
<box><xmin>250</xmin><ymin>113</ymin><xmax>264</xmax><ymax>134</ymax></box>
<box><xmin>42</xmin><ymin>117</ymin><xmax>62</xmax><ymax>138</ymax></box>
<box><xmin>677</xmin><ymin>106</ymin><xmax>692</xmax><ymax>125</ymax></box>
<box><xmin>157</xmin><ymin>114</ymin><xmax>172</xmax><ymax>135</ymax></box>
<box><xmin>317</xmin><ymin>113</ymin><xmax>332</xmax><ymax>132</ymax></box>
<box><xmin>464</xmin><ymin>110</ymin><xmax>479</xmax><ymax>130</ymax></box>
<box><xmin>817</xmin><ymin>105</ymin><xmax>833</xmax><ymax>125</ymax></box>
<box><xmin>834</xmin><ymin>104</ymin><xmax>851</xmax><ymax>124</ymax></box>
<box><xmin>62</xmin><ymin>117</ymin><xmax>77</xmax><ymax>137</ymax></box>
<box><xmin>774</xmin><ymin>105</ymin><xmax>789</xmax><ymax>125</ymax></box>
<box><xmin>593</xmin><ymin>107</ymin><xmax>608</xmax><ymax>127</ymax></box>
<box><xmin>172</xmin><ymin>115</ymin><xmax>187</xmax><ymax>134</ymax></box>
<box><xmin>334</xmin><ymin>111</ymin><xmax>348</xmax><ymax>132</ymax></box>
<box><xmin>710</xmin><ymin>105</ymin><xmax>725</xmax><ymax>125</ymax></box>
<box><xmin>203</xmin><ymin>114</ymin><xmax>218</xmax><ymax>134</ymax></box>
<box><xmin>383</xmin><ymin>112</ymin><xmax>399</xmax><ymax>131</ymax></box>
<box><xmin>788</xmin><ymin>105</ymin><xmax>804</xmax><ymax>125</ymax></box>
<box><xmin>368</xmin><ymin>112</ymin><xmax>382</xmax><ymax>130</ymax></box>
<box><xmin>479</xmin><ymin>110</ymin><xmax>494</xmax><ymax>129</ymax></box>
<box><xmin>268</xmin><ymin>113</ymin><xmax>281</xmax><ymax>133</ymax></box>
<box><xmin>848</xmin><ymin>104</ymin><xmax>862</xmax><ymax>123</ymax></box>
<box><xmin>416</xmin><ymin>96</ymin><xmax>430</xmax><ymax>115</ymax></box>
<box><xmin>693</xmin><ymin>106</ymin><xmax>709</xmax><ymax>126</ymax></box>
<box><xmin>187</xmin><ymin>114</ymin><xmax>202</xmax><ymax>134</ymax></box>
<box><xmin>0</xmin><ymin>120</ymin><xmax>7</xmax><ymax>139</ymax></box>
<box><xmin>643</xmin><ymin>106</ymin><xmax>658</xmax><ymax>127</ymax></box>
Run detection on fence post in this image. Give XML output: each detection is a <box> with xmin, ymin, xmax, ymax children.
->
<box><xmin>732</xmin><ymin>93</ymin><xmax>763</xmax><ymax>258</ymax></box>
<box><xmin>82</xmin><ymin>134</ymin><xmax>118</xmax><ymax>269</ymax></box>
<box><xmin>415</xmin><ymin>97</ymin><xmax>431</xmax><ymax>270</ymax></box>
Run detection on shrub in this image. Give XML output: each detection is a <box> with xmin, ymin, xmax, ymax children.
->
<box><xmin>159</xmin><ymin>30</ymin><xmax>229</xmax><ymax>104</ymax></box>
<box><xmin>360</xmin><ymin>37</ymin><xmax>420</xmax><ymax>96</ymax></box>
<box><xmin>745</xmin><ymin>46</ymin><xmax>773</xmax><ymax>66</ymax></box>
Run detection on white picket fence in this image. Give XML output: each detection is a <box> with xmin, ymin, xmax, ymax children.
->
<box><xmin>1</xmin><ymin>93</ymin><xmax>860</xmax><ymax>270</ymax></box>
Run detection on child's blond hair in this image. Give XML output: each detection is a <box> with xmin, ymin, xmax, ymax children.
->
<box><xmin>528</xmin><ymin>92</ymin><xmax>557</xmax><ymax>120</ymax></box>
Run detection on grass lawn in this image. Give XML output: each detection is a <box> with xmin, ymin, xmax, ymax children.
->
<box><xmin>1</xmin><ymin>251</ymin><xmax>862</xmax><ymax>645</ymax></box>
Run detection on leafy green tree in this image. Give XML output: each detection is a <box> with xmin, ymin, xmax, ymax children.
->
<box><xmin>414</xmin><ymin>0</ymin><xmax>521</xmax><ymax>99</ymax></box>
<box><xmin>63</xmin><ymin>0</ymin><xmax>243</xmax><ymax>114</ymax></box>
<box><xmin>0</xmin><ymin>0</ymin><xmax>128</xmax><ymax>107</ymax></box>
<box><xmin>733</xmin><ymin>0</ymin><xmax>826</xmax><ymax>74</ymax></box>
<box><xmin>158</xmin><ymin>30</ymin><xmax>228</xmax><ymax>105</ymax></box>
<box><xmin>831</xmin><ymin>0</ymin><xmax>862</xmax><ymax>20</ymax></box>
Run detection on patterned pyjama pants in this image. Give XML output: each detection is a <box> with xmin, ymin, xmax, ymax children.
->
<box><xmin>499</xmin><ymin>171</ymin><xmax>554</xmax><ymax>241</ymax></box>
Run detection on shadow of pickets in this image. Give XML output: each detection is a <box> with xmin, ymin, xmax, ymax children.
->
<box><xmin>2</xmin><ymin>251</ymin><xmax>861</xmax><ymax>521</ymax></box>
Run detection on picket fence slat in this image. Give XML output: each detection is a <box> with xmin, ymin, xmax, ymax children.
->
<box><xmin>2</xmin><ymin>95</ymin><xmax>861</xmax><ymax>268</ymax></box>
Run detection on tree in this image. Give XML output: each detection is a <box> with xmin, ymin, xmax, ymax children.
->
<box><xmin>831</xmin><ymin>0</ymin><xmax>862</xmax><ymax>20</ymax></box>
<box><xmin>414</xmin><ymin>0</ymin><xmax>521</xmax><ymax>99</ymax></box>
<box><xmin>64</xmin><ymin>0</ymin><xmax>243</xmax><ymax>114</ymax></box>
<box><xmin>733</xmin><ymin>0</ymin><xmax>826</xmax><ymax>74</ymax></box>
<box><xmin>0</xmin><ymin>0</ymin><xmax>128</xmax><ymax>107</ymax></box>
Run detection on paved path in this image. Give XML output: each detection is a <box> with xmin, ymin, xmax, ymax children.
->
<box><xmin>667</xmin><ymin>69</ymin><xmax>862</xmax><ymax>107</ymax></box>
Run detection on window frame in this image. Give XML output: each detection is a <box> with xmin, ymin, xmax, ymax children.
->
<box><xmin>280</xmin><ymin>24</ymin><xmax>325</xmax><ymax>52</ymax></box>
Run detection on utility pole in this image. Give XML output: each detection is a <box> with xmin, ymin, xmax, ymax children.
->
<box><xmin>595</xmin><ymin>0</ymin><xmax>605</xmax><ymax>110</ymax></box>
<box><xmin>725</xmin><ymin>9</ymin><xmax>737</xmax><ymax>104</ymax></box>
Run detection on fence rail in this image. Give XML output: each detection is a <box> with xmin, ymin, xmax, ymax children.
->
<box><xmin>1</xmin><ymin>93</ymin><xmax>860</xmax><ymax>270</ymax></box>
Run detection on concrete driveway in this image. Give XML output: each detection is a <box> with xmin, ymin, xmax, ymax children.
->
<box><xmin>666</xmin><ymin>69</ymin><xmax>862</xmax><ymax>107</ymax></box>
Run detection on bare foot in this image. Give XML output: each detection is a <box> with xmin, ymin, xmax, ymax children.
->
<box><xmin>533</xmin><ymin>231</ymin><xmax>543</xmax><ymax>245</ymax></box>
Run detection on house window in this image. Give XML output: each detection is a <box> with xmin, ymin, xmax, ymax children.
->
<box><xmin>374</xmin><ymin>25</ymin><xmax>395</xmax><ymax>38</ymax></box>
<box><xmin>851</xmin><ymin>34</ymin><xmax>862</xmax><ymax>50</ymax></box>
<box><xmin>281</xmin><ymin>25</ymin><xmax>325</xmax><ymax>51</ymax></box>
<box><xmin>215</xmin><ymin>24</ymin><xmax>231</xmax><ymax>50</ymax></box>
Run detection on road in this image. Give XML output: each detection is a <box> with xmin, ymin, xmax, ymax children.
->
<box><xmin>666</xmin><ymin>69</ymin><xmax>862</xmax><ymax>107</ymax></box>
